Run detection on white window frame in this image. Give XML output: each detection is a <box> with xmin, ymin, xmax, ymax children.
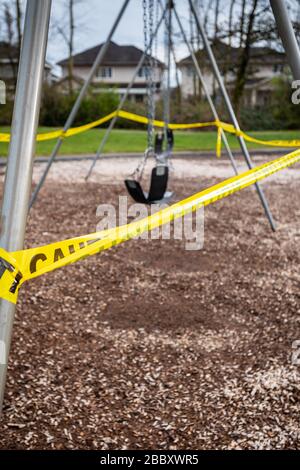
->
<box><xmin>97</xmin><ymin>66</ymin><xmax>112</xmax><ymax>78</ymax></box>
<box><xmin>138</xmin><ymin>66</ymin><xmax>148</xmax><ymax>78</ymax></box>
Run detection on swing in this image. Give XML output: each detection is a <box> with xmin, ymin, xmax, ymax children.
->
<box><xmin>125</xmin><ymin>130</ymin><xmax>173</xmax><ymax>204</ymax></box>
<box><xmin>125</xmin><ymin>165</ymin><xmax>170</xmax><ymax>205</ymax></box>
<box><xmin>125</xmin><ymin>0</ymin><xmax>173</xmax><ymax>205</ymax></box>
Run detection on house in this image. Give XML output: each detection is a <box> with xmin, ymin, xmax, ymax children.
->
<box><xmin>0</xmin><ymin>41</ymin><xmax>53</xmax><ymax>96</ymax></box>
<box><xmin>57</xmin><ymin>41</ymin><xmax>164</xmax><ymax>102</ymax></box>
<box><xmin>177</xmin><ymin>40</ymin><xmax>288</xmax><ymax>107</ymax></box>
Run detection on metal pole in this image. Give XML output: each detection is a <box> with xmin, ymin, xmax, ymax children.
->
<box><xmin>85</xmin><ymin>6</ymin><xmax>168</xmax><ymax>181</ymax></box>
<box><xmin>170</xmin><ymin>39</ymin><xmax>181</xmax><ymax>101</ymax></box>
<box><xmin>163</xmin><ymin>0</ymin><xmax>172</xmax><ymax>132</ymax></box>
<box><xmin>188</xmin><ymin>0</ymin><xmax>276</xmax><ymax>231</ymax></box>
<box><xmin>30</xmin><ymin>0</ymin><xmax>131</xmax><ymax>208</ymax></box>
<box><xmin>0</xmin><ymin>0</ymin><xmax>52</xmax><ymax>415</ymax></box>
<box><xmin>270</xmin><ymin>0</ymin><xmax>300</xmax><ymax>80</ymax></box>
<box><xmin>173</xmin><ymin>6</ymin><xmax>239</xmax><ymax>175</ymax></box>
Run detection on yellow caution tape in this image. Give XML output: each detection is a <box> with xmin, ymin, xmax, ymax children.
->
<box><xmin>116</xmin><ymin>110</ymin><xmax>217</xmax><ymax>130</ymax></box>
<box><xmin>216</xmin><ymin>126</ymin><xmax>222</xmax><ymax>158</ymax></box>
<box><xmin>118</xmin><ymin>111</ymin><xmax>300</xmax><ymax>151</ymax></box>
<box><xmin>0</xmin><ymin>248</ymin><xmax>23</xmax><ymax>304</ymax></box>
<box><xmin>1</xmin><ymin>109</ymin><xmax>300</xmax><ymax>153</ymax></box>
<box><xmin>1</xmin><ymin>149</ymin><xmax>299</xmax><ymax>305</ymax></box>
<box><xmin>0</xmin><ymin>112</ymin><xmax>116</xmax><ymax>143</ymax></box>
<box><xmin>63</xmin><ymin>112</ymin><xmax>116</xmax><ymax>138</ymax></box>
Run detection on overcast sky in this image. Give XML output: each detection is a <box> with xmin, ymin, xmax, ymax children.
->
<box><xmin>46</xmin><ymin>0</ymin><xmax>193</xmax><ymax>72</ymax></box>
<box><xmin>14</xmin><ymin>0</ymin><xmax>291</xmax><ymax>70</ymax></box>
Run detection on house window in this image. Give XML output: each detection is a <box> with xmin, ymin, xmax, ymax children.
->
<box><xmin>186</xmin><ymin>66</ymin><xmax>194</xmax><ymax>77</ymax></box>
<box><xmin>257</xmin><ymin>90</ymin><xmax>271</xmax><ymax>107</ymax></box>
<box><xmin>273</xmin><ymin>64</ymin><xmax>284</xmax><ymax>73</ymax></box>
<box><xmin>97</xmin><ymin>67</ymin><xmax>112</xmax><ymax>78</ymax></box>
<box><xmin>135</xmin><ymin>94</ymin><xmax>144</xmax><ymax>103</ymax></box>
<box><xmin>138</xmin><ymin>66</ymin><xmax>148</xmax><ymax>78</ymax></box>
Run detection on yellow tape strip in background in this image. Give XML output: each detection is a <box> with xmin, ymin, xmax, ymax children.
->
<box><xmin>0</xmin><ymin>149</ymin><xmax>299</xmax><ymax>305</ymax></box>
<box><xmin>1</xmin><ymin>109</ymin><xmax>300</xmax><ymax>151</ymax></box>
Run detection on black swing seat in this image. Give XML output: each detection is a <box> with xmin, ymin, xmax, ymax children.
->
<box><xmin>125</xmin><ymin>165</ymin><xmax>172</xmax><ymax>205</ymax></box>
<box><xmin>125</xmin><ymin>129</ymin><xmax>174</xmax><ymax>205</ymax></box>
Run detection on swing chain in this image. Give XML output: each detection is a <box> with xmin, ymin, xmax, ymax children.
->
<box><xmin>143</xmin><ymin>0</ymin><xmax>156</xmax><ymax>153</ymax></box>
<box><xmin>164</xmin><ymin>0</ymin><xmax>172</xmax><ymax>130</ymax></box>
<box><xmin>130</xmin><ymin>148</ymin><xmax>151</xmax><ymax>180</ymax></box>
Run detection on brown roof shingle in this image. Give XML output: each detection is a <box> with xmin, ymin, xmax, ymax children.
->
<box><xmin>58</xmin><ymin>41</ymin><xmax>163</xmax><ymax>67</ymax></box>
<box><xmin>177</xmin><ymin>39</ymin><xmax>287</xmax><ymax>67</ymax></box>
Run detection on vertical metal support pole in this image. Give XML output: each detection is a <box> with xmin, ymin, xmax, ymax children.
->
<box><xmin>0</xmin><ymin>0</ymin><xmax>52</xmax><ymax>415</ymax></box>
<box><xmin>30</xmin><ymin>0</ymin><xmax>131</xmax><ymax>208</ymax></box>
<box><xmin>270</xmin><ymin>0</ymin><xmax>300</xmax><ymax>80</ymax></box>
<box><xmin>173</xmin><ymin>6</ymin><xmax>239</xmax><ymax>175</ymax></box>
<box><xmin>189</xmin><ymin>0</ymin><xmax>276</xmax><ymax>231</ymax></box>
<box><xmin>85</xmin><ymin>6</ymin><xmax>168</xmax><ymax>181</ymax></box>
<box><xmin>163</xmin><ymin>0</ymin><xmax>172</xmax><ymax>132</ymax></box>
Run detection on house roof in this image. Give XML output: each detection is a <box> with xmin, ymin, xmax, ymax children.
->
<box><xmin>177</xmin><ymin>39</ymin><xmax>287</xmax><ymax>67</ymax></box>
<box><xmin>0</xmin><ymin>41</ymin><xmax>51</xmax><ymax>69</ymax></box>
<box><xmin>58</xmin><ymin>41</ymin><xmax>164</xmax><ymax>67</ymax></box>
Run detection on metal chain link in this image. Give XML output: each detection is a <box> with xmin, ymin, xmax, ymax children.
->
<box><xmin>131</xmin><ymin>0</ymin><xmax>155</xmax><ymax>181</ymax></box>
<box><xmin>154</xmin><ymin>0</ymin><xmax>159</xmax><ymax>76</ymax></box>
<box><xmin>163</xmin><ymin>1</ymin><xmax>171</xmax><ymax>133</ymax></box>
<box><xmin>143</xmin><ymin>0</ymin><xmax>156</xmax><ymax>152</ymax></box>
<box><xmin>148</xmin><ymin>0</ymin><xmax>155</xmax><ymax>152</ymax></box>
<box><xmin>153</xmin><ymin>0</ymin><xmax>159</xmax><ymax>133</ymax></box>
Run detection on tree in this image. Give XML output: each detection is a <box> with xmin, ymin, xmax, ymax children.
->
<box><xmin>232</xmin><ymin>0</ymin><xmax>259</xmax><ymax>114</ymax></box>
<box><xmin>56</xmin><ymin>0</ymin><xmax>75</xmax><ymax>96</ymax></box>
<box><xmin>15</xmin><ymin>0</ymin><xmax>22</xmax><ymax>53</ymax></box>
<box><xmin>219</xmin><ymin>0</ymin><xmax>286</xmax><ymax>114</ymax></box>
<box><xmin>0</xmin><ymin>0</ymin><xmax>23</xmax><ymax>89</ymax></box>
<box><xmin>54</xmin><ymin>0</ymin><xmax>87</xmax><ymax>97</ymax></box>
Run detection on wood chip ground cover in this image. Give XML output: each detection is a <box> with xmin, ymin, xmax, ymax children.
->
<box><xmin>0</xmin><ymin>156</ymin><xmax>299</xmax><ymax>449</ymax></box>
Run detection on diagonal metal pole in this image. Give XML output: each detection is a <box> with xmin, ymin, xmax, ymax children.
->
<box><xmin>30</xmin><ymin>0</ymin><xmax>131</xmax><ymax>208</ymax></box>
<box><xmin>159</xmin><ymin>1</ymin><xmax>181</xmax><ymax>102</ymax></box>
<box><xmin>173</xmin><ymin>5</ymin><xmax>239</xmax><ymax>175</ymax></box>
<box><xmin>188</xmin><ymin>0</ymin><xmax>276</xmax><ymax>231</ymax></box>
<box><xmin>170</xmin><ymin>39</ymin><xmax>181</xmax><ymax>102</ymax></box>
<box><xmin>85</xmin><ymin>5</ymin><xmax>168</xmax><ymax>181</ymax></box>
<box><xmin>0</xmin><ymin>0</ymin><xmax>52</xmax><ymax>415</ymax></box>
<box><xmin>270</xmin><ymin>0</ymin><xmax>300</xmax><ymax>80</ymax></box>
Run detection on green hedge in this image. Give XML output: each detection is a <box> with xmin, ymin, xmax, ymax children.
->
<box><xmin>39</xmin><ymin>85</ymin><xmax>119</xmax><ymax>127</ymax></box>
<box><xmin>1</xmin><ymin>79</ymin><xmax>300</xmax><ymax>131</ymax></box>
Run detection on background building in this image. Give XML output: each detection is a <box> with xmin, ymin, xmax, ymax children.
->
<box><xmin>57</xmin><ymin>41</ymin><xmax>164</xmax><ymax>103</ymax></box>
<box><xmin>177</xmin><ymin>40</ymin><xmax>288</xmax><ymax>108</ymax></box>
<box><xmin>0</xmin><ymin>41</ymin><xmax>53</xmax><ymax>97</ymax></box>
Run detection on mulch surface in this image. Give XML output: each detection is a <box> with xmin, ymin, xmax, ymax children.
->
<box><xmin>0</xmin><ymin>168</ymin><xmax>300</xmax><ymax>449</ymax></box>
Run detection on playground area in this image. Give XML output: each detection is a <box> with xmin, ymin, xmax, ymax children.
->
<box><xmin>2</xmin><ymin>0</ymin><xmax>300</xmax><ymax>459</ymax></box>
<box><xmin>0</xmin><ymin>154</ymin><xmax>299</xmax><ymax>450</ymax></box>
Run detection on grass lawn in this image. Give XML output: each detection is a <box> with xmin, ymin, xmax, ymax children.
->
<box><xmin>0</xmin><ymin>126</ymin><xmax>300</xmax><ymax>157</ymax></box>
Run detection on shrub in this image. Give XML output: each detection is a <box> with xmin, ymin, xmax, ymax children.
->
<box><xmin>240</xmin><ymin>107</ymin><xmax>279</xmax><ymax>131</ymax></box>
<box><xmin>39</xmin><ymin>85</ymin><xmax>119</xmax><ymax>127</ymax></box>
<box><xmin>2</xmin><ymin>79</ymin><xmax>299</xmax><ymax>132</ymax></box>
<box><xmin>0</xmin><ymin>99</ymin><xmax>13</xmax><ymax>126</ymax></box>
